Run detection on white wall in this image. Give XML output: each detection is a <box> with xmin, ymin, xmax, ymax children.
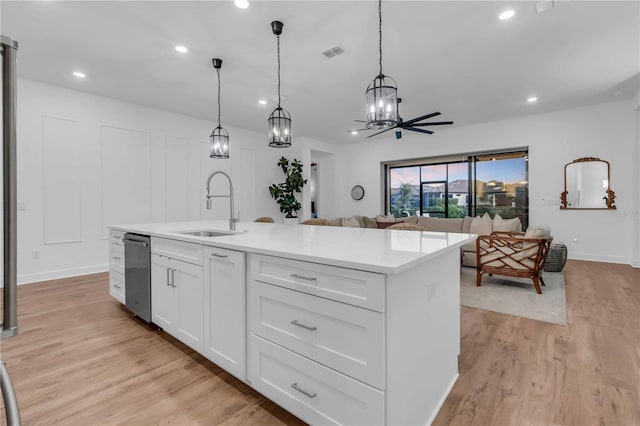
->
<box><xmin>335</xmin><ymin>100</ymin><xmax>637</xmax><ymax>266</ymax></box>
<box><xmin>632</xmin><ymin>88</ymin><xmax>640</xmax><ymax>267</ymax></box>
<box><xmin>15</xmin><ymin>79</ymin><xmax>336</xmax><ymax>284</ymax></box>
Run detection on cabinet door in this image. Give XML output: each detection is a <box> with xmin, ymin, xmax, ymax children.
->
<box><xmin>174</xmin><ymin>259</ymin><xmax>204</xmax><ymax>352</ymax></box>
<box><xmin>204</xmin><ymin>247</ymin><xmax>246</xmax><ymax>380</ymax></box>
<box><xmin>151</xmin><ymin>254</ymin><xmax>175</xmax><ymax>333</ymax></box>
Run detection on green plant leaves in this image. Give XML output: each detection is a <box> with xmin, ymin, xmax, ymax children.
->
<box><xmin>269</xmin><ymin>156</ymin><xmax>308</xmax><ymax>218</ymax></box>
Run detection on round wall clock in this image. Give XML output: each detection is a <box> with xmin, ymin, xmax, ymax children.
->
<box><xmin>351</xmin><ymin>185</ymin><xmax>365</xmax><ymax>201</ymax></box>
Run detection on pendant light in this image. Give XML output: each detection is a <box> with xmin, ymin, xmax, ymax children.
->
<box><xmin>268</xmin><ymin>20</ymin><xmax>292</xmax><ymax>148</ymax></box>
<box><xmin>210</xmin><ymin>58</ymin><xmax>230</xmax><ymax>158</ymax></box>
<box><xmin>365</xmin><ymin>0</ymin><xmax>398</xmax><ymax>130</ymax></box>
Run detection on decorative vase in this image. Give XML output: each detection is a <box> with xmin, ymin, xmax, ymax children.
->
<box><xmin>283</xmin><ymin>217</ymin><xmax>299</xmax><ymax>225</ymax></box>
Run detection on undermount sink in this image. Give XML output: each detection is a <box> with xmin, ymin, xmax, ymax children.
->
<box><xmin>177</xmin><ymin>230</ymin><xmax>234</xmax><ymax>238</ymax></box>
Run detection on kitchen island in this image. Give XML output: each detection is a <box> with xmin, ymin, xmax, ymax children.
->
<box><xmin>108</xmin><ymin>220</ymin><xmax>475</xmax><ymax>426</ymax></box>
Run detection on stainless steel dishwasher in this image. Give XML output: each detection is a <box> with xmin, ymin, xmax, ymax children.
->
<box><xmin>124</xmin><ymin>233</ymin><xmax>151</xmax><ymax>322</ymax></box>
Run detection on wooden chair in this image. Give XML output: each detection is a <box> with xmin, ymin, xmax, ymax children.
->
<box><xmin>386</xmin><ymin>222</ymin><xmax>426</xmax><ymax>231</ymax></box>
<box><xmin>254</xmin><ymin>217</ymin><xmax>274</xmax><ymax>223</ymax></box>
<box><xmin>476</xmin><ymin>231</ymin><xmax>552</xmax><ymax>294</ymax></box>
<box><xmin>300</xmin><ymin>218</ymin><xmax>330</xmax><ymax>226</ymax></box>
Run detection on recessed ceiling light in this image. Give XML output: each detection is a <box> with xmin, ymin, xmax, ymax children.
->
<box><xmin>258</xmin><ymin>99</ymin><xmax>267</xmax><ymax>105</ymax></box>
<box><xmin>175</xmin><ymin>45</ymin><xmax>188</xmax><ymax>53</ymax></box>
<box><xmin>499</xmin><ymin>10</ymin><xmax>516</xmax><ymax>20</ymax></box>
<box><xmin>527</xmin><ymin>96</ymin><xmax>538</xmax><ymax>103</ymax></box>
<box><xmin>73</xmin><ymin>71</ymin><xmax>86</xmax><ymax>78</ymax></box>
<box><xmin>350</xmin><ymin>131</ymin><xmax>358</xmax><ymax>135</ymax></box>
<box><xmin>234</xmin><ymin>0</ymin><xmax>249</xmax><ymax>9</ymax></box>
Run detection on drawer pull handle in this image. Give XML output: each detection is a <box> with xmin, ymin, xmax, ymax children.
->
<box><xmin>113</xmin><ymin>284</ymin><xmax>121</xmax><ymax>289</ymax></box>
<box><xmin>291</xmin><ymin>273</ymin><xmax>317</xmax><ymax>282</ymax></box>
<box><xmin>291</xmin><ymin>383</ymin><xmax>317</xmax><ymax>399</ymax></box>
<box><xmin>112</xmin><ymin>256</ymin><xmax>121</xmax><ymax>260</ymax></box>
<box><xmin>211</xmin><ymin>253</ymin><xmax>228</xmax><ymax>258</ymax></box>
<box><xmin>291</xmin><ymin>320</ymin><xmax>317</xmax><ymax>331</ymax></box>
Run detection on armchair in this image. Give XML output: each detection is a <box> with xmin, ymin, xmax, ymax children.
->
<box><xmin>476</xmin><ymin>229</ymin><xmax>552</xmax><ymax>294</ymax></box>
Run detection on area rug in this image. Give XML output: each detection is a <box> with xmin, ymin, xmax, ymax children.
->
<box><xmin>460</xmin><ymin>267</ymin><xmax>567</xmax><ymax>325</ymax></box>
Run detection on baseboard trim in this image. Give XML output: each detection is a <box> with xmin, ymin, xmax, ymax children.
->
<box><xmin>16</xmin><ymin>264</ymin><xmax>109</xmax><ymax>285</ymax></box>
<box><xmin>567</xmin><ymin>253</ymin><xmax>630</xmax><ymax>266</ymax></box>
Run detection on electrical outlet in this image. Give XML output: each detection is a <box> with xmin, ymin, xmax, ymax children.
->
<box><xmin>32</xmin><ymin>250</ymin><xmax>40</xmax><ymax>260</ymax></box>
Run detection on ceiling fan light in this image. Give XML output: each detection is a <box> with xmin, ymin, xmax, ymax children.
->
<box><xmin>268</xmin><ymin>107</ymin><xmax>292</xmax><ymax>148</ymax></box>
<box><xmin>210</xmin><ymin>126</ymin><xmax>230</xmax><ymax>158</ymax></box>
<box><xmin>365</xmin><ymin>74</ymin><xmax>398</xmax><ymax>130</ymax></box>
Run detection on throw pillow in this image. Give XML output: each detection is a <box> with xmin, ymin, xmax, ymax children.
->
<box><xmin>363</xmin><ymin>216</ymin><xmax>378</xmax><ymax>228</ymax></box>
<box><xmin>524</xmin><ymin>224</ymin><xmax>551</xmax><ymax>239</ymax></box>
<box><xmin>462</xmin><ymin>216</ymin><xmax>474</xmax><ymax>233</ymax></box>
<box><xmin>353</xmin><ymin>215</ymin><xmax>365</xmax><ymax>228</ymax></box>
<box><xmin>341</xmin><ymin>216</ymin><xmax>360</xmax><ymax>228</ymax></box>
<box><xmin>327</xmin><ymin>217</ymin><xmax>342</xmax><ymax>227</ymax></box>
<box><xmin>493</xmin><ymin>214</ymin><xmax>523</xmax><ymax>232</ymax></box>
<box><xmin>376</xmin><ymin>221</ymin><xmax>396</xmax><ymax>229</ymax></box>
<box><xmin>375</xmin><ymin>214</ymin><xmax>395</xmax><ymax>223</ymax></box>
<box><xmin>469</xmin><ymin>212</ymin><xmax>492</xmax><ymax>236</ymax></box>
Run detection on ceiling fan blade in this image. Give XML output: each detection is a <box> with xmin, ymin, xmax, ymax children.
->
<box><xmin>410</xmin><ymin>121</ymin><xmax>454</xmax><ymax>127</ymax></box>
<box><xmin>404</xmin><ymin>112</ymin><xmax>441</xmax><ymax>125</ymax></box>
<box><xmin>405</xmin><ymin>127</ymin><xmax>434</xmax><ymax>135</ymax></box>
<box><xmin>346</xmin><ymin>128</ymin><xmax>369</xmax><ymax>133</ymax></box>
<box><xmin>353</xmin><ymin>120</ymin><xmax>366</xmax><ymax>123</ymax></box>
<box><xmin>366</xmin><ymin>127</ymin><xmax>394</xmax><ymax>138</ymax></box>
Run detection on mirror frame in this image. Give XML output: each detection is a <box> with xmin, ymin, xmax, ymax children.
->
<box><xmin>560</xmin><ymin>157</ymin><xmax>616</xmax><ymax>210</ymax></box>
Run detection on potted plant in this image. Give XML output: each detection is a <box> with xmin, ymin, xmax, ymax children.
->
<box><xmin>269</xmin><ymin>156</ymin><xmax>307</xmax><ymax>223</ymax></box>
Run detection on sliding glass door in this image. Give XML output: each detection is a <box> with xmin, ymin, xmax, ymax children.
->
<box><xmin>386</xmin><ymin>149</ymin><xmax>528</xmax><ymax>226</ymax></box>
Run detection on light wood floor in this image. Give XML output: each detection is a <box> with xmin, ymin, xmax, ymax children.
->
<box><xmin>1</xmin><ymin>260</ymin><xmax>638</xmax><ymax>425</ymax></box>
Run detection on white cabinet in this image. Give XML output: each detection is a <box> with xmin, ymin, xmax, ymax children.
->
<box><xmin>150</xmin><ymin>240</ymin><xmax>204</xmax><ymax>353</ymax></box>
<box><xmin>203</xmin><ymin>247</ymin><xmax>246</xmax><ymax>380</ymax></box>
<box><xmin>247</xmin><ymin>254</ymin><xmax>387</xmax><ymax>425</ymax></box>
<box><xmin>108</xmin><ymin>229</ymin><xmax>126</xmax><ymax>304</ymax></box>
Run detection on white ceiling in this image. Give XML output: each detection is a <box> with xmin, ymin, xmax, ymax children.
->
<box><xmin>2</xmin><ymin>1</ymin><xmax>638</xmax><ymax>145</ymax></box>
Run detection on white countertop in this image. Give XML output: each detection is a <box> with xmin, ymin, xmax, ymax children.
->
<box><xmin>109</xmin><ymin>220</ymin><xmax>475</xmax><ymax>274</ymax></box>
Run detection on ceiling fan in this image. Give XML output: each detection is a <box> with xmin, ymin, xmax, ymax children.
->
<box><xmin>350</xmin><ymin>98</ymin><xmax>454</xmax><ymax>139</ymax></box>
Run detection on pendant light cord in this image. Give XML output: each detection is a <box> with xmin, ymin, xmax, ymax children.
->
<box><xmin>378</xmin><ymin>0</ymin><xmax>383</xmax><ymax>76</ymax></box>
<box><xmin>216</xmin><ymin>68</ymin><xmax>221</xmax><ymax>127</ymax></box>
<box><xmin>277</xmin><ymin>34</ymin><xmax>281</xmax><ymax>108</ymax></box>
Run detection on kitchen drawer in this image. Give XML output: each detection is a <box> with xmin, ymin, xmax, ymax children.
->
<box><xmin>248</xmin><ymin>335</ymin><xmax>384</xmax><ymax>426</ymax></box>
<box><xmin>109</xmin><ymin>243</ymin><xmax>124</xmax><ymax>274</ymax></box>
<box><xmin>249</xmin><ymin>254</ymin><xmax>385</xmax><ymax>312</ymax></box>
<box><xmin>151</xmin><ymin>237</ymin><xmax>203</xmax><ymax>266</ymax></box>
<box><xmin>109</xmin><ymin>271</ymin><xmax>125</xmax><ymax>304</ymax></box>
<box><xmin>109</xmin><ymin>229</ymin><xmax>125</xmax><ymax>246</ymax></box>
<box><xmin>249</xmin><ymin>281</ymin><xmax>385</xmax><ymax>389</ymax></box>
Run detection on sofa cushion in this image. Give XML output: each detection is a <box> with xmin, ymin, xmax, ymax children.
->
<box><xmin>524</xmin><ymin>224</ymin><xmax>551</xmax><ymax>239</ymax></box>
<box><xmin>403</xmin><ymin>215</ymin><xmax>419</xmax><ymax>225</ymax></box>
<box><xmin>416</xmin><ymin>217</ymin><xmax>464</xmax><ymax>233</ymax></box>
<box><xmin>341</xmin><ymin>216</ymin><xmax>360</xmax><ymax>227</ymax></box>
<box><xmin>462</xmin><ymin>216</ymin><xmax>474</xmax><ymax>233</ymax></box>
<box><xmin>493</xmin><ymin>214</ymin><xmax>523</xmax><ymax>232</ymax></box>
<box><xmin>327</xmin><ymin>217</ymin><xmax>342</xmax><ymax>227</ymax></box>
<box><xmin>363</xmin><ymin>216</ymin><xmax>378</xmax><ymax>228</ymax></box>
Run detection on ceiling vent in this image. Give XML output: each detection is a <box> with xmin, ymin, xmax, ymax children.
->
<box><xmin>321</xmin><ymin>46</ymin><xmax>345</xmax><ymax>58</ymax></box>
<box><xmin>536</xmin><ymin>0</ymin><xmax>555</xmax><ymax>14</ymax></box>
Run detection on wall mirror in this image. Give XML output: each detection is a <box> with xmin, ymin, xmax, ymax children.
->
<box><xmin>560</xmin><ymin>157</ymin><xmax>616</xmax><ymax>209</ymax></box>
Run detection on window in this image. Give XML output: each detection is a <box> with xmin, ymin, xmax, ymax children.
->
<box><xmin>385</xmin><ymin>149</ymin><xmax>528</xmax><ymax>228</ymax></box>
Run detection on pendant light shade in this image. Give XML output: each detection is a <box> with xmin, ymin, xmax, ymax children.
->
<box><xmin>210</xmin><ymin>58</ymin><xmax>230</xmax><ymax>159</ymax></box>
<box><xmin>268</xmin><ymin>20</ymin><xmax>292</xmax><ymax>148</ymax></box>
<box><xmin>365</xmin><ymin>0</ymin><xmax>398</xmax><ymax>130</ymax></box>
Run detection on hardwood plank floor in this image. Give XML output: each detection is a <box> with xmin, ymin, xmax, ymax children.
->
<box><xmin>1</xmin><ymin>260</ymin><xmax>638</xmax><ymax>425</ymax></box>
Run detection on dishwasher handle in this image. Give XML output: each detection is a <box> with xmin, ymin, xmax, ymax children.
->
<box><xmin>124</xmin><ymin>234</ymin><xmax>149</xmax><ymax>248</ymax></box>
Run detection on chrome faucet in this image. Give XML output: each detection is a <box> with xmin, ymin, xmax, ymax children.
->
<box><xmin>206</xmin><ymin>171</ymin><xmax>239</xmax><ymax>231</ymax></box>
